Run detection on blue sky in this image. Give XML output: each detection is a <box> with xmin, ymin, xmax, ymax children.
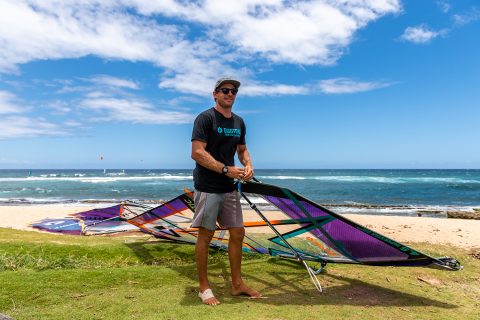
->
<box><xmin>0</xmin><ymin>0</ymin><xmax>479</xmax><ymax>169</ymax></box>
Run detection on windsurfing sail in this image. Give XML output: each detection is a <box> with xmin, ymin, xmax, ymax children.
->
<box><xmin>121</xmin><ymin>194</ymin><xmax>201</xmax><ymax>244</ymax></box>
<box><xmin>237</xmin><ymin>181</ymin><xmax>461</xmax><ymax>271</ymax></box>
<box><xmin>31</xmin><ymin>205</ymin><xmax>138</xmax><ymax>235</ymax></box>
<box><xmin>31</xmin><ymin>218</ymin><xmax>85</xmax><ymax>235</ymax></box>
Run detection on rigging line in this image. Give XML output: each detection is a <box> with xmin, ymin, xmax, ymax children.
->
<box><xmin>83</xmin><ymin>228</ymin><xmax>134</xmax><ymax>236</ymax></box>
<box><xmin>243</xmin><ymin>233</ymin><xmax>271</xmax><ymax>254</ymax></box>
<box><xmin>242</xmin><ymin>177</ymin><xmax>327</xmax><ymax>264</ymax></box>
<box><xmin>266</xmin><ymin>221</ymin><xmax>333</xmax><ymax>260</ymax></box>
<box><xmin>238</xmin><ymin>184</ymin><xmax>303</xmax><ymax>258</ymax></box>
<box><xmin>83</xmin><ymin>215</ymin><xmax>123</xmax><ymax>228</ymax></box>
<box><xmin>125</xmin><ymin>196</ymin><xmax>190</xmax><ymax>221</ymax></box>
<box><xmin>122</xmin><ymin>200</ymin><xmax>157</xmax><ymax>210</ymax></box>
<box><xmin>302</xmin><ymin>260</ymin><xmax>323</xmax><ymax>293</ymax></box>
<box><xmin>246</xmin><ymin>179</ymin><xmax>328</xmax><ymax>263</ymax></box>
<box><xmin>213</xmin><ymin>229</ymin><xmax>227</xmax><ymax>248</ymax></box>
<box><xmin>41</xmin><ymin>215</ymin><xmax>112</xmax><ymax>232</ymax></box>
<box><xmin>238</xmin><ymin>182</ymin><xmax>323</xmax><ymax>293</ymax></box>
<box><xmin>120</xmin><ymin>201</ymin><xmax>157</xmax><ymax>220</ymax></box>
<box><xmin>124</xmin><ymin>200</ymin><xmax>200</xmax><ymax>240</ymax></box>
<box><xmin>129</xmin><ymin>217</ymin><xmax>197</xmax><ymax>244</ymax></box>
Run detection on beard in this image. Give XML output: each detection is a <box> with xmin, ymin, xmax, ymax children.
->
<box><xmin>217</xmin><ymin>98</ymin><xmax>234</xmax><ymax>109</ymax></box>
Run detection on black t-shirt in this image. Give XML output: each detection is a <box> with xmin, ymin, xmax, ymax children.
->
<box><xmin>191</xmin><ymin>107</ymin><xmax>246</xmax><ymax>193</ymax></box>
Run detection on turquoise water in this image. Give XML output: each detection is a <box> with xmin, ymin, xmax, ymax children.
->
<box><xmin>1</xmin><ymin>169</ymin><xmax>479</xmax><ymax>216</ymax></box>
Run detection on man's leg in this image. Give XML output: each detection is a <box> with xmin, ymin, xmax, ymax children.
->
<box><xmin>228</xmin><ymin>227</ymin><xmax>261</xmax><ymax>297</ymax></box>
<box><xmin>196</xmin><ymin>227</ymin><xmax>220</xmax><ymax>305</ymax></box>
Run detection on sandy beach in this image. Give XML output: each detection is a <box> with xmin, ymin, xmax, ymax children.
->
<box><xmin>0</xmin><ymin>204</ymin><xmax>479</xmax><ymax>249</ymax></box>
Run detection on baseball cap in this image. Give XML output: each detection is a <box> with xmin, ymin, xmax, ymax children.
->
<box><xmin>214</xmin><ymin>77</ymin><xmax>241</xmax><ymax>91</ymax></box>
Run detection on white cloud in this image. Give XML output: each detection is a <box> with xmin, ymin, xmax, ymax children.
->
<box><xmin>436</xmin><ymin>1</ymin><xmax>451</xmax><ymax>13</ymax></box>
<box><xmin>0</xmin><ymin>1</ymin><xmax>401</xmax><ymax>94</ymax></box>
<box><xmin>0</xmin><ymin>1</ymin><xmax>183</xmax><ymax>73</ymax></box>
<box><xmin>400</xmin><ymin>24</ymin><xmax>446</xmax><ymax>44</ymax></box>
<box><xmin>0</xmin><ymin>90</ymin><xmax>74</xmax><ymax>139</ymax></box>
<box><xmin>89</xmin><ymin>75</ymin><xmax>140</xmax><ymax>90</ymax></box>
<box><xmin>453</xmin><ymin>8</ymin><xmax>480</xmax><ymax>26</ymax></box>
<box><xmin>233</xmin><ymin>78</ymin><xmax>392</xmax><ymax>96</ymax></box>
<box><xmin>44</xmin><ymin>100</ymin><xmax>72</xmax><ymax>114</ymax></box>
<box><xmin>317</xmin><ymin>78</ymin><xmax>392</xmax><ymax>94</ymax></box>
<box><xmin>134</xmin><ymin>0</ymin><xmax>401</xmax><ymax>65</ymax></box>
<box><xmin>0</xmin><ymin>90</ymin><xmax>24</xmax><ymax>114</ymax></box>
<box><xmin>0</xmin><ymin>116</ymin><xmax>67</xmax><ymax>139</ymax></box>
<box><xmin>80</xmin><ymin>96</ymin><xmax>194</xmax><ymax>124</ymax></box>
<box><xmin>55</xmin><ymin>75</ymin><xmax>140</xmax><ymax>95</ymax></box>
<box><xmin>241</xmin><ymin>83</ymin><xmax>310</xmax><ymax>96</ymax></box>
<box><xmin>63</xmin><ymin>120</ymin><xmax>83</xmax><ymax>127</ymax></box>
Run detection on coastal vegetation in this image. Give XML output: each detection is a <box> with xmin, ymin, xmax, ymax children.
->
<box><xmin>1</xmin><ymin>228</ymin><xmax>479</xmax><ymax>320</ymax></box>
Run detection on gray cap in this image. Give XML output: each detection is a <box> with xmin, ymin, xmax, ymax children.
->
<box><xmin>214</xmin><ymin>77</ymin><xmax>241</xmax><ymax>91</ymax></box>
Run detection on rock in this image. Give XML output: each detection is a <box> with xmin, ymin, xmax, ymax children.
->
<box><xmin>446</xmin><ymin>211</ymin><xmax>480</xmax><ymax>220</ymax></box>
<box><xmin>418</xmin><ymin>210</ymin><xmax>442</xmax><ymax>214</ymax></box>
<box><xmin>0</xmin><ymin>314</ymin><xmax>14</xmax><ymax>320</ymax></box>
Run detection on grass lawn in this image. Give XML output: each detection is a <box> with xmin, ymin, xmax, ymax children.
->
<box><xmin>1</xmin><ymin>228</ymin><xmax>479</xmax><ymax>320</ymax></box>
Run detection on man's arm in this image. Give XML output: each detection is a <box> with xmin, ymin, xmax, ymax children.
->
<box><xmin>237</xmin><ymin>144</ymin><xmax>254</xmax><ymax>181</ymax></box>
<box><xmin>191</xmin><ymin>140</ymin><xmax>245</xmax><ymax>179</ymax></box>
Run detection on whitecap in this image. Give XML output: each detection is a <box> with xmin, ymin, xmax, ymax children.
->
<box><xmin>0</xmin><ymin>175</ymin><xmax>193</xmax><ymax>183</ymax></box>
<box><xmin>257</xmin><ymin>175</ymin><xmax>480</xmax><ymax>184</ymax></box>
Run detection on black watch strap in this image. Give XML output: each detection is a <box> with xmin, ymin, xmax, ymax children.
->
<box><xmin>222</xmin><ymin>165</ymin><xmax>228</xmax><ymax>175</ymax></box>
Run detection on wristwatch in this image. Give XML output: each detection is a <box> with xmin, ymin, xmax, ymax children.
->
<box><xmin>222</xmin><ymin>165</ymin><xmax>229</xmax><ymax>175</ymax></box>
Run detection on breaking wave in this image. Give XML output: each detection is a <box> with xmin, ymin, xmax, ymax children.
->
<box><xmin>257</xmin><ymin>176</ymin><xmax>480</xmax><ymax>184</ymax></box>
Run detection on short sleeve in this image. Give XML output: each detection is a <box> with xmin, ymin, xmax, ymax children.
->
<box><xmin>239</xmin><ymin>119</ymin><xmax>246</xmax><ymax>145</ymax></box>
<box><xmin>191</xmin><ymin>112</ymin><xmax>212</xmax><ymax>142</ymax></box>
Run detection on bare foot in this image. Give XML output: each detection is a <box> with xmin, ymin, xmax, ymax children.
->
<box><xmin>202</xmin><ymin>296</ymin><xmax>220</xmax><ymax>306</ymax></box>
<box><xmin>198</xmin><ymin>288</ymin><xmax>221</xmax><ymax>306</ymax></box>
<box><xmin>231</xmin><ymin>282</ymin><xmax>262</xmax><ymax>298</ymax></box>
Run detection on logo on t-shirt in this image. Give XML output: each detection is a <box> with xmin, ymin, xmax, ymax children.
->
<box><xmin>216</xmin><ymin>126</ymin><xmax>241</xmax><ymax>138</ymax></box>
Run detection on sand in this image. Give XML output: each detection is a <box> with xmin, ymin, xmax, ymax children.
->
<box><xmin>0</xmin><ymin>205</ymin><xmax>479</xmax><ymax>249</ymax></box>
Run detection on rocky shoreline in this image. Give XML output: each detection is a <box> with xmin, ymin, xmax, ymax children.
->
<box><xmin>447</xmin><ymin>209</ymin><xmax>480</xmax><ymax>220</ymax></box>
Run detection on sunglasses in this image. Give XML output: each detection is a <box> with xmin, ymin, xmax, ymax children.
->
<box><xmin>217</xmin><ymin>87</ymin><xmax>238</xmax><ymax>95</ymax></box>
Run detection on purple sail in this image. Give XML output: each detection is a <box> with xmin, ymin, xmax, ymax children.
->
<box><xmin>266</xmin><ymin>196</ymin><xmax>407</xmax><ymax>261</ymax></box>
<box><xmin>70</xmin><ymin>205</ymin><xmax>121</xmax><ymax>220</ymax></box>
<box><xmin>31</xmin><ymin>218</ymin><xmax>83</xmax><ymax>235</ymax></box>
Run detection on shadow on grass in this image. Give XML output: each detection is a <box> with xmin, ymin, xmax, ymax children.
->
<box><xmin>124</xmin><ymin>239</ymin><xmax>197</xmax><ymax>265</ymax></box>
<box><xmin>125</xmin><ymin>240</ymin><xmax>457</xmax><ymax>309</ymax></box>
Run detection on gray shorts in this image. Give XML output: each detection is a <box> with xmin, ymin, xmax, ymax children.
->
<box><xmin>191</xmin><ymin>190</ymin><xmax>243</xmax><ymax>231</ymax></box>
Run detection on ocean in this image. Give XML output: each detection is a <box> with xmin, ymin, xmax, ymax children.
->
<box><xmin>1</xmin><ymin>169</ymin><xmax>479</xmax><ymax>217</ymax></box>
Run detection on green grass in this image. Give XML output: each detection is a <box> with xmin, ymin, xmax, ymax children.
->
<box><xmin>1</xmin><ymin>228</ymin><xmax>479</xmax><ymax>320</ymax></box>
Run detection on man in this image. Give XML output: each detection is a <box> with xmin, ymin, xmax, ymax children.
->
<box><xmin>191</xmin><ymin>77</ymin><xmax>261</xmax><ymax>306</ymax></box>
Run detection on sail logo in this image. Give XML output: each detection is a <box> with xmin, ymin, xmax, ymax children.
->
<box><xmin>216</xmin><ymin>127</ymin><xmax>241</xmax><ymax>137</ymax></box>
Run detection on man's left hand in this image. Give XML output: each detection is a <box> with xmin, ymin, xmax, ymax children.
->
<box><xmin>243</xmin><ymin>165</ymin><xmax>254</xmax><ymax>181</ymax></box>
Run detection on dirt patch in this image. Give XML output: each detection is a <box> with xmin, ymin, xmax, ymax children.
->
<box><xmin>417</xmin><ymin>276</ymin><xmax>443</xmax><ymax>287</ymax></box>
<box><xmin>468</xmin><ymin>250</ymin><xmax>480</xmax><ymax>260</ymax></box>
